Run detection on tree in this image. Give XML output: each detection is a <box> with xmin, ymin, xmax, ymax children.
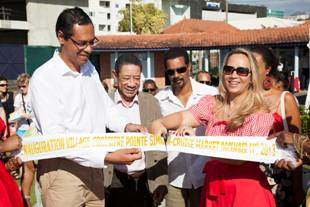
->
<box><xmin>118</xmin><ymin>2</ymin><xmax>167</xmax><ymax>34</ymax></box>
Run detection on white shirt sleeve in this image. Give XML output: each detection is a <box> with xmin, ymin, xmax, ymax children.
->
<box><xmin>29</xmin><ymin>73</ymin><xmax>66</xmax><ymax>135</ymax></box>
<box><xmin>13</xmin><ymin>94</ymin><xmax>22</xmax><ymax>109</ymax></box>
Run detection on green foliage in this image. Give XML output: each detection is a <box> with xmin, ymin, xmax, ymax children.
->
<box><xmin>300</xmin><ymin>106</ymin><xmax>310</xmax><ymax>135</ymax></box>
<box><xmin>118</xmin><ymin>2</ymin><xmax>167</xmax><ymax>34</ymax></box>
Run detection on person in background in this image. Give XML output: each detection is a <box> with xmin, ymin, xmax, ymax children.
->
<box><xmin>101</xmin><ymin>80</ymin><xmax>109</xmax><ymax>92</ymax></box>
<box><xmin>152</xmin><ymin>48</ymin><xmax>275</xmax><ymax>207</ymax></box>
<box><xmin>196</xmin><ymin>71</ymin><xmax>211</xmax><ymax>86</ymax></box>
<box><xmin>268</xmin><ymin>131</ymin><xmax>310</xmax><ymax>206</ymax></box>
<box><xmin>14</xmin><ymin>73</ymin><xmax>33</xmax><ymax>136</ymax></box>
<box><xmin>142</xmin><ymin>79</ymin><xmax>158</xmax><ymax>96</ymax></box>
<box><xmin>29</xmin><ymin>7</ymin><xmax>145</xmax><ymax>207</ymax></box>
<box><xmin>0</xmin><ymin>76</ymin><xmax>14</xmax><ymax>134</ymax></box>
<box><xmin>106</xmin><ymin>54</ymin><xmax>167</xmax><ymax>207</ymax></box>
<box><xmin>155</xmin><ymin>48</ymin><xmax>217</xmax><ymax>207</ymax></box>
<box><xmin>252</xmin><ymin>47</ymin><xmax>303</xmax><ymax>207</ymax></box>
<box><xmin>13</xmin><ymin>73</ymin><xmax>36</xmax><ymax>206</ymax></box>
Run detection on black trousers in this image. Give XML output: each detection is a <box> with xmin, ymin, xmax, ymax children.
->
<box><xmin>106</xmin><ymin>170</ymin><xmax>154</xmax><ymax>207</ymax></box>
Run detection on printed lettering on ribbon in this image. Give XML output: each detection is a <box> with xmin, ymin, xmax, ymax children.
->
<box><xmin>166</xmin><ymin>135</ymin><xmax>297</xmax><ymax>164</ymax></box>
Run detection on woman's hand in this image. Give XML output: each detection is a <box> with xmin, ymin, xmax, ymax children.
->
<box><xmin>151</xmin><ymin>120</ymin><xmax>168</xmax><ymax>137</ymax></box>
<box><xmin>5</xmin><ymin>157</ymin><xmax>22</xmax><ymax>172</ymax></box>
<box><xmin>175</xmin><ymin>126</ymin><xmax>195</xmax><ymax>136</ymax></box>
<box><xmin>0</xmin><ymin>135</ymin><xmax>22</xmax><ymax>152</ymax></box>
<box><xmin>267</xmin><ymin>131</ymin><xmax>294</xmax><ymax>147</ymax></box>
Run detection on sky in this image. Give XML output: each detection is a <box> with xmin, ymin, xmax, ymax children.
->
<box><xmin>229</xmin><ymin>0</ymin><xmax>310</xmax><ymax>16</ymax></box>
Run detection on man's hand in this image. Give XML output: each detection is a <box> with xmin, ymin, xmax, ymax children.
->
<box><xmin>0</xmin><ymin>135</ymin><xmax>22</xmax><ymax>153</ymax></box>
<box><xmin>105</xmin><ymin>148</ymin><xmax>142</xmax><ymax>165</ymax></box>
<box><xmin>152</xmin><ymin>186</ymin><xmax>168</xmax><ymax>206</ymax></box>
<box><xmin>125</xmin><ymin>123</ymin><xmax>148</xmax><ymax>133</ymax></box>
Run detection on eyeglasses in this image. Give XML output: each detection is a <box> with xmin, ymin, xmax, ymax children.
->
<box><xmin>0</xmin><ymin>84</ymin><xmax>8</xmax><ymax>87</ymax></box>
<box><xmin>70</xmin><ymin>37</ymin><xmax>100</xmax><ymax>49</ymax></box>
<box><xmin>199</xmin><ymin>81</ymin><xmax>211</xmax><ymax>85</ymax></box>
<box><xmin>143</xmin><ymin>88</ymin><xmax>156</xmax><ymax>93</ymax></box>
<box><xmin>18</xmin><ymin>85</ymin><xmax>27</xmax><ymax>89</ymax></box>
<box><xmin>223</xmin><ymin>65</ymin><xmax>251</xmax><ymax>77</ymax></box>
<box><xmin>166</xmin><ymin>66</ymin><xmax>187</xmax><ymax>76</ymax></box>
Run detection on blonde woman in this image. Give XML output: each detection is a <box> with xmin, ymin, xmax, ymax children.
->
<box><xmin>151</xmin><ymin>48</ymin><xmax>275</xmax><ymax>207</ymax></box>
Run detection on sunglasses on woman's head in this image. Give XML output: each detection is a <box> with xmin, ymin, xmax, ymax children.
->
<box><xmin>223</xmin><ymin>65</ymin><xmax>251</xmax><ymax>77</ymax></box>
<box><xmin>166</xmin><ymin>66</ymin><xmax>187</xmax><ymax>76</ymax></box>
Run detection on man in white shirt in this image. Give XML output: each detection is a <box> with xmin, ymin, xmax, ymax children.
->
<box><xmin>30</xmin><ymin>7</ymin><xmax>145</xmax><ymax>207</ymax></box>
<box><xmin>105</xmin><ymin>54</ymin><xmax>167</xmax><ymax>207</ymax></box>
<box><xmin>155</xmin><ymin>48</ymin><xmax>218</xmax><ymax>207</ymax></box>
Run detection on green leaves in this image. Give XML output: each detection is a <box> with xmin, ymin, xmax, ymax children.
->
<box><xmin>118</xmin><ymin>2</ymin><xmax>167</xmax><ymax>34</ymax></box>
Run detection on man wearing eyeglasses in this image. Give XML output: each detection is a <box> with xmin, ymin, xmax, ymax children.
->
<box><xmin>142</xmin><ymin>79</ymin><xmax>158</xmax><ymax>96</ymax></box>
<box><xmin>155</xmin><ymin>48</ymin><xmax>217</xmax><ymax>207</ymax></box>
<box><xmin>29</xmin><ymin>7</ymin><xmax>146</xmax><ymax>207</ymax></box>
<box><xmin>105</xmin><ymin>54</ymin><xmax>167</xmax><ymax>207</ymax></box>
<box><xmin>197</xmin><ymin>71</ymin><xmax>212</xmax><ymax>86</ymax></box>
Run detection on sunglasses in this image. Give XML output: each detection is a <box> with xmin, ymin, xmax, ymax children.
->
<box><xmin>223</xmin><ymin>65</ymin><xmax>251</xmax><ymax>77</ymax></box>
<box><xmin>166</xmin><ymin>66</ymin><xmax>187</xmax><ymax>76</ymax></box>
<box><xmin>199</xmin><ymin>81</ymin><xmax>211</xmax><ymax>85</ymax></box>
<box><xmin>143</xmin><ymin>88</ymin><xmax>156</xmax><ymax>93</ymax></box>
<box><xmin>18</xmin><ymin>85</ymin><xmax>27</xmax><ymax>88</ymax></box>
<box><xmin>0</xmin><ymin>84</ymin><xmax>8</xmax><ymax>87</ymax></box>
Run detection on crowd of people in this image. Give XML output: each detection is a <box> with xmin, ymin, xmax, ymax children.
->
<box><xmin>0</xmin><ymin>6</ymin><xmax>309</xmax><ymax>207</ymax></box>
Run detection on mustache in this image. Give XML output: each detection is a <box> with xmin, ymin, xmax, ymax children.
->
<box><xmin>172</xmin><ymin>77</ymin><xmax>183</xmax><ymax>83</ymax></box>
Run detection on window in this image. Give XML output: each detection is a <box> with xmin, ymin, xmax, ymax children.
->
<box><xmin>100</xmin><ymin>1</ymin><xmax>110</xmax><ymax>8</ymax></box>
<box><xmin>99</xmin><ymin>24</ymin><xmax>106</xmax><ymax>31</ymax></box>
<box><xmin>107</xmin><ymin>13</ymin><xmax>111</xmax><ymax>19</ymax></box>
<box><xmin>107</xmin><ymin>25</ymin><xmax>111</xmax><ymax>32</ymax></box>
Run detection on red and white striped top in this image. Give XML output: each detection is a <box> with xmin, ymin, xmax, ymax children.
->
<box><xmin>189</xmin><ymin>95</ymin><xmax>274</xmax><ymax>136</ymax></box>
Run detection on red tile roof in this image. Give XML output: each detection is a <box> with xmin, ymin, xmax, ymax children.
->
<box><xmin>96</xmin><ymin>20</ymin><xmax>310</xmax><ymax>50</ymax></box>
<box><xmin>161</xmin><ymin>19</ymin><xmax>239</xmax><ymax>34</ymax></box>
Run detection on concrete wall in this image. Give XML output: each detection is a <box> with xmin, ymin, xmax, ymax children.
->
<box><xmin>26</xmin><ymin>0</ymin><xmax>88</xmax><ymax>46</ymax></box>
<box><xmin>162</xmin><ymin>0</ymin><xmax>205</xmax><ymax>26</ymax></box>
<box><xmin>202</xmin><ymin>10</ymin><xmax>256</xmax><ymax>21</ymax></box>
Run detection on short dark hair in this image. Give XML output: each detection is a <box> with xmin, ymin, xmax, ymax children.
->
<box><xmin>114</xmin><ymin>54</ymin><xmax>142</xmax><ymax>75</ymax></box>
<box><xmin>56</xmin><ymin>7</ymin><xmax>93</xmax><ymax>40</ymax></box>
<box><xmin>143</xmin><ymin>79</ymin><xmax>157</xmax><ymax>89</ymax></box>
<box><xmin>197</xmin><ymin>71</ymin><xmax>210</xmax><ymax>76</ymax></box>
<box><xmin>0</xmin><ymin>76</ymin><xmax>8</xmax><ymax>82</ymax></box>
<box><xmin>163</xmin><ymin>48</ymin><xmax>189</xmax><ymax>69</ymax></box>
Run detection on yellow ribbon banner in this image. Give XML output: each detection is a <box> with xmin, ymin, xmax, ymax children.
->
<box><xmin>19</xmin><ymin>133</ymin><xmax>296</xmax><ymax>164</ymax></box>
<box><xmin>20</xmin><ymin>133</ymin><xmax>166</xmax><ymax>162</ymax></box>
<box><xmin>166</xmin><ymin>135</ymin><xmax>295</xmax><ymax>164</ymax></box>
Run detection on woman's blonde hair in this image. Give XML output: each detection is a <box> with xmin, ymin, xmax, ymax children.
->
<box><xmin>214</xmin><ymin>48</ymin><xmax>269</xmax><ymax>131</ymax></box>
<box><xmin>16</xmin><ymin>73</ymin><xmax>30</xmax><ymax>86</ymax></box>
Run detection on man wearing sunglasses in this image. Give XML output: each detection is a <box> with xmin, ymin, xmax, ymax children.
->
<box><xmin>155</xmin><ymin>48</ymin><xmax>218</xmax><ymax>207</ymax></box>
<box><xmin>196</xmin><ymin>71</ymin><xmax>212</xmax><ymax>86</ymax></box>
<box><xmin>29</xmin><ymin>7</ymin><xmax>146</xmax><ymax>207</ymax></box>
<box><xmin>142</xmin><ymin>79</ymin><xmax>158</xmax><ymax>96</ymax></box>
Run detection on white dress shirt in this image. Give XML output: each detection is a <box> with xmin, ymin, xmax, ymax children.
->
<box><xmin>155</xmin><ymin>78</ymin><xmax>218</xmax><ymax>189</ymax></box>
<box><xmin>29</xmin><ymin>51</ymin><xmax>129</xmax><ymax>168</ymax></box>
<box><xmin>113</xmin><ymin>91</ymin><xmax>146</xmax><ymax>174</ymax></box>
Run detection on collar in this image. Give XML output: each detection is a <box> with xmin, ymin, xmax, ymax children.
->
<box><xmin>115</xmin><ymin>90</ymin><xmax>139</xmax><ymax>108</ymax></box>
<box><xmin>53</xmin><ymin>50</ymin><xmax>90</xmax><ymax>77</ymax></box>
<box><xmin>156</xmin><ymin>78</ymin><xmax>204</xmax><ymax>100</ymax></box>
